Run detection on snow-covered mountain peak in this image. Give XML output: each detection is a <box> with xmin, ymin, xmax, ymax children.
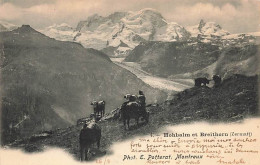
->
<box><xmin>187</xmin><ymin>19</ymin><xmax>230</xmax><ymax>37</ymax></box>
<box><xmin>39</xmin><ymin>23</ymin><xmax>77</xmax><ymax>41</ymax></box>
<box><xmin>71</xmin><ymin>9</ymin><xmax>191</xmax><ymax>55</ymax></box>
<box><xmin>154</xmin><ymin>22</ymin><xmax>191</xmax><ymax>41</ymax></box>
<box><xmin>186</xmin><ymin>20</ymin><xmax>256</xmax><ymax>47</ymax></box>
<box><xmin>126</xmin><ymin>8</ymin><xmax>167</xmax><ymax>28</ymax></box>
<box><xmin>0</xmin><ymin>20</ymin><xmax>17</xmax><ymax>32</ymax></box>
<box><xmin>107</xmin><ymin>12</ymin><xmax>128</xmax><ymax>23</ymax></box>
<box><xmin>45</xmin><ymin>23</ymin><xmax>74</xmax><ymax>31</ymax></box>
<box><xmin>38</xmin><ymin>9</ymin><xmax>255</xmax><ymax>57</ymax></box>
<box><xmin>76</xmin><ymin>14</ymin><xmax>107</xmax><ymax>32</ymax></box>
<box><xmin>198</xmin><ymin>19</ymin><xmax>206</xmax><ymax>32</ymax></box>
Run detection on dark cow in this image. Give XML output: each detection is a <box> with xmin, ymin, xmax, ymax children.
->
<box><xmin>124</xmin><ymin>94</ymin><xmax>131</xmax><ymax>100</ymax></box>
<box><xmin>124</xmin><ymin>94</ymin><xmax>137</xmax><ymax>101</ymax></box>
<box><xmin>120</xmin><ymin>101</ymin><xmax>149</xmax><ymax>130</ymax></box>
<box><xmin>213</xmin><ymin>75</ymin><xmax>221</xmax><ymax>87</ymax></box>
<box><xmin>194</xmin><ymin>77</ymin><xmax>210</xmax><ymax>87</ymax></box>
<box><xmin>91</xmin><ymin>100</ymin><xmax>105</xmax><ymax>118</ymax></box>
<box><xmin>79</xmin><ymin>121</ymin><xmax>101</xmax><ymax>161</ymax></box>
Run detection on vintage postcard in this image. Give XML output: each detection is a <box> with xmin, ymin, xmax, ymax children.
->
<box><xmin>0</xmin><ymin>0</ymin><xmax>259</xmax><ymax>165</ymax></box>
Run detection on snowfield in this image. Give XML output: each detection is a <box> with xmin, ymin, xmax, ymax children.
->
<box><xmin>39</xmin><ymin>9</ymin><xmax>191</xmax><ymax>56</ymax></box>
<box><xmin>37</xmin><ymin>9</ymin><xmax>258</xmax><ymax>57</ymax></box>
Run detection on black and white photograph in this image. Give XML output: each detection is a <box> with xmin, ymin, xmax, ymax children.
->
<box><xmin>0</xmin><ymin>0</ymin><xmax>259</xmax><ymax>164</ymax></box>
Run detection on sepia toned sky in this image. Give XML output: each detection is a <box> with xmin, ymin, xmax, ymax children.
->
<box><xmin>0</xmin><ymin>0</ymin><xmax>259</xmax><ymax>33</ymax></box>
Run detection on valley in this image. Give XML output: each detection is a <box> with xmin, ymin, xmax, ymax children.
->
<box><xmin>111</xmin><ymin>58</ymin><xmax>193</xmax><ymax>96</ymax></box>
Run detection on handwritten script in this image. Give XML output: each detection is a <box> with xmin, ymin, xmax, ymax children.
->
<box><xmin>122</xmin><ymin>131</ymin><xmax>258</xmax><ymax>165</ymax></box>
<box><xmin>93</xmin><ymin>120</ymin><xmax>260</xmax><ymax>165</ymax></box>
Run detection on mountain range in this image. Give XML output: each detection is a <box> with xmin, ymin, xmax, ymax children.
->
<box><xmin>122</xmin><ymin>17</ymin><xmax>258</xmax><ymax>79</ymax></box>
<box><xmin>37</xmin><ymin>8</ymin><xmax>258</xmax><ymax>57</ymax></box>
<box><xmin>0</xmin><ymin>25</ymin><xmax>166</xmax><ymax>144</ymax></box>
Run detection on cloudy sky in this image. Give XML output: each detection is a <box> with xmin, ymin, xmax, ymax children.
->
<box><xmin>0</xmin><ymin>0</ymin><xmax>259</xmax><ymax>33</ymax></box>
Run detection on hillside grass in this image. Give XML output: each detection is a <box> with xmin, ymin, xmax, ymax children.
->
<box><xmin>7</xmin><ymin>74</ymin><xmax>259</xmax><ymax>161</ymax></box>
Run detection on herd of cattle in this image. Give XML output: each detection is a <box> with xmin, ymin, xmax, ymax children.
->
<box><xmin>78</xmin><ymin>75</ymin><xmax>222</xmax><ymax>161</ymax></box>
<box><xmin>90</xmin><ymin>100</ymin><xmax>106</xmax><ymax>118</ymax></box>
<box><xmin>79</xmin><ymin>91</ymin><xmax>148</xmax><ymax>161</ymax></box>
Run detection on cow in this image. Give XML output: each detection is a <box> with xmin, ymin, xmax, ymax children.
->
<box><xmin>90</xmin><ymin>100</ymin><xmax>105</xmax><ymax>118</ymax></box>
<box><xmin>120</xmin><ymin>101</ymin><xmax>149</xmax><ymax>130</ymax></box>
<box><xmin>124</xmin><ymin>94</ymin><xmax>137</xmax><ymax>101</ymax></box>
<box><xmin>124</xmin><ymin>94</ymin><xmax>131</xmax><ymax>100</ymax></box>
<box><xmin>194</xmin><ymin>77</ymin><xmax>210</xmax><ymax>87</ymax></box>
<box><xmin>79</xmin><ymin>121</ymin><xmax>101</xmax><ymax>161</ymax></box>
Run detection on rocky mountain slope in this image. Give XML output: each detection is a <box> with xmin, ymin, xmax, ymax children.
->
<box><xmin>0</xmin><ymin>25</ymin><xmax>167</xmax><ymax>144</ymax></box>
<box><xmin>171</xmin><ymin>44</ymin><xmax>259</xmax><ymax>79</ymax></box>
<box><xmin>124</xmin><ymin>38</ymin><xmax>259</xmax><ymax>79</ymax></box>
<box><xmin>123</xmin><ymin>19</ymin><xmax>258</xmax><ymax>79</ymax></box>
<box><xmin>125</xmin><ymin>41</ymin><xmax>221</xmax><ymax>77</ymax></box>
<box><xmin>7</xmin><ymin>74</ymin><xmax>258</xmax><ymax>161</ymax></box>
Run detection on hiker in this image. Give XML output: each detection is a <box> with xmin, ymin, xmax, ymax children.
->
<box><xmin>137</xmin><ymin>90</ymin><xmax>146</xmax><ymax>113</ymax></box>
<box><xmin>213</xmin><ymin>75</ymin><xmax>221</xmax><ymax>87</ymax></box>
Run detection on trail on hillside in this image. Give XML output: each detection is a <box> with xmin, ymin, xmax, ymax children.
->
<box><xmin>111</xmin><ymin>58</ymin><xmax>193</xmax><ymax>94</ymax></box>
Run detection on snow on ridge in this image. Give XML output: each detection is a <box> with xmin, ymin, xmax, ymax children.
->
<box><xmin>39</xmin><ymin>23</ymin><xmax>77</xmax><ymax>41</ymax></box>
<box><xmin>72</xmin><ymin>8</ymin><xmax>177</xmax><ymax>52</ymax></box>
<box><xmin>0</xmin><ymin>20</ymin><xmax>18</xmax><ymax>31</ymax></box>
<box><xmin>187</xmin><ymin>20</ymin><xmax>230</xmax><ymax>38</ymax></box>
<box><xmin>36</xmin><ymin>10</ymin><xmax>256</xmax><ymax>56</ymax></box>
